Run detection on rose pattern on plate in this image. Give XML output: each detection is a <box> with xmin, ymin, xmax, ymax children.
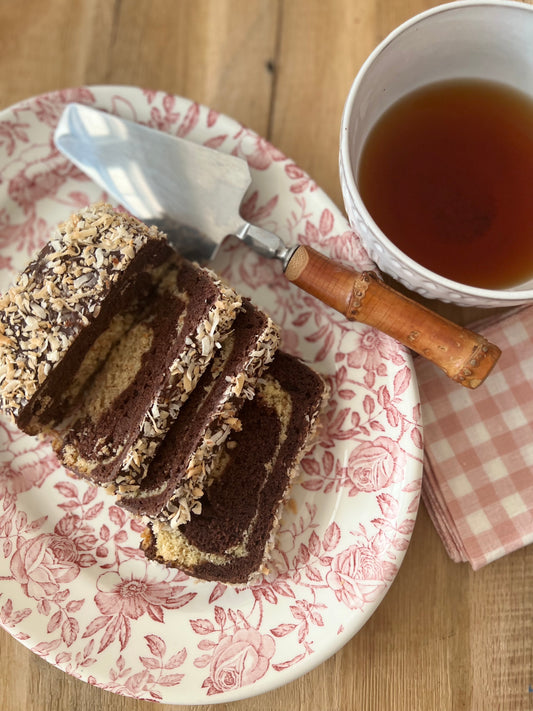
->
<box><xmin>0</xmin><ymin>87</ymin><xmax>423</xmax><ymax>704</ymax></box>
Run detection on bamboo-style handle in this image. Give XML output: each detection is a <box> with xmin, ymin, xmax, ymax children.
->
<box><xmin>285</xmin><ymin>245</ymin><xmax>500</xmax><ymax>388</ymax></box>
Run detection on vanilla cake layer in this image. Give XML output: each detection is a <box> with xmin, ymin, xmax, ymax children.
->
<box><xmin>55</xmin><ymin>256</ymin><xmax>242</xmax><ymax>487</ymax></box>
<box><xmin>0</xmin><ymin>203</ymin><xmax>173</xmax><ymax>434</ymax></box>
<box><xmin>118</xmin><ymin>299</ymin><xmax>281</xmax><ymax>523</ymax></box>
<box><xmin>141</xmin><ymin>351</ymin><xmax>328</xmax><ymax>585</ymax></box>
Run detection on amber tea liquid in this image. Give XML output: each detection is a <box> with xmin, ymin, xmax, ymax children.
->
<box><xmin>358</xmin><ymin>79</ymin><xmax>533</xmax><ymax>289</ymax></box>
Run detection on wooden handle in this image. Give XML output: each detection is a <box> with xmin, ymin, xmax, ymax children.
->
<box><xmin>285</xmin><ymin>245</ymin><xmax>501</xmax><ymax>388</ymax></box>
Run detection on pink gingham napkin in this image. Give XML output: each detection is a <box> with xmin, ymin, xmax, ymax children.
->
<box><xmin>414</xmin><ymin>305</ymin><xmax>533</xmax><ymax>570</ymax></box>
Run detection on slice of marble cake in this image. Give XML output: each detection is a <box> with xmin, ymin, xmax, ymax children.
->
<box><xmin>118</xmin><ymin>299</ymin><xmax>281</xmax><ymax>524</ymax></box>
<box><xmin>141</xmin><ymin>351</ymin><xmax>328</xmax><ymax>585</ymax></box>
<box><xmin>0</xmin><ymin>203</ymin><xmax>173</xmax><ymax>434</ymax></box>
<box><xmin>54</xmin><ymin>255</ymin><xmax>242</xmax><ymax>487</ymax></box>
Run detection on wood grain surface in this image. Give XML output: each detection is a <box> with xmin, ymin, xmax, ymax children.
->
<box><xmin>0</xmin><ymin>1</ymin><xmax>532</xmax><ymax>710</ymax></box>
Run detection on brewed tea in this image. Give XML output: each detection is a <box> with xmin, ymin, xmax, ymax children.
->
<box><xmin>358</xmin><ymin>79</ymin><xmax>533</xmax><ymax>289</ymax></box>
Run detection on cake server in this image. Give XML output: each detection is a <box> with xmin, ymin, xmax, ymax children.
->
<box><xmin>54</xmin><ymin>102</ymin><xmax>500</xmax><ymax>388</ymax></box>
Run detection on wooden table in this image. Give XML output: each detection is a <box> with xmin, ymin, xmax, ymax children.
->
<box><xmin>0</xmin><ymin>1</ymin><xmax>532</xmax><ymax>709</ymax></box>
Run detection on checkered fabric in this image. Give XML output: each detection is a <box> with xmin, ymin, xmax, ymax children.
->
<box><xmin>415</xmin><ymin>305</ymin><xmax>533</xmax><ymax>569</ymax></box>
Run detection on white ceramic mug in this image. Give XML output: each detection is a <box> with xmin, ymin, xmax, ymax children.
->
<box><xmin>339</xmin><ymin>0</ymin><xmax>533</xmax><ymax>307</ymax></box>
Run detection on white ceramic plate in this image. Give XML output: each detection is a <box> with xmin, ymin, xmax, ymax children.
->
<box><xmin>0</xmin><ymin>86</ymin><xmax>423</xmax><ymax>704</ymax></box>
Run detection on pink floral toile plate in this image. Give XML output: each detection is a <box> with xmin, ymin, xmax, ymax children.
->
<box><xmin>0</xmin><ymin>86</ymin><xmax>423</xmax><ymax>704</ymax></box>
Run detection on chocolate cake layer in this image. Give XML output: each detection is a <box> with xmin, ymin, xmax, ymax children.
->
<box><xmin>119</xmin><ymin>299</ymin><xmax>281</xmax><ymax>523</ymax></box>
<box><xmin>56</xmin><ymin>256</ymin><xmax>242</xmax><ymax>486</ymax></box>
<box><xmin>0</xmin><ymin>203</ymin><xmax>172</xmax><ymax>434</ymax></box>
<box><xmin>141</xmin><ymin>351</ymin><xmax>328</xmax><ymax>585</ymax></box>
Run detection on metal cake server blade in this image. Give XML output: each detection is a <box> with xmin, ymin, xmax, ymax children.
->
<box><xmin>54</xmin><ymin>103</ymin><xmax>294</xmax><ymax>266</ymax></box>
<box><xmin>53</xmin><ymin>102</ymin><xmax>500</xmax><ymax>388</ymax></box>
